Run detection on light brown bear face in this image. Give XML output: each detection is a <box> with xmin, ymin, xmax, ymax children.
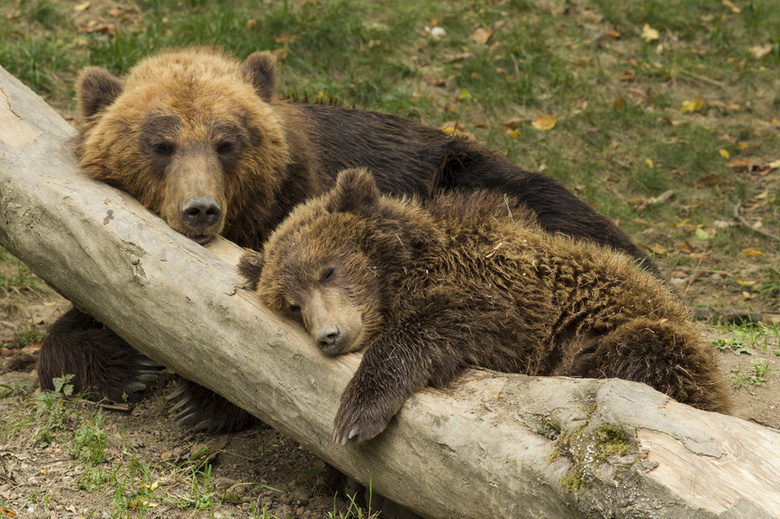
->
<box><xmin>239</xmin><ymin>169</ymin><xmax>400</xmax><ymax>355</ymax></box>
<box><xmin>76</xmin><ymin>48</ymin><xmax>290</xmax><ymax>244</ymax></box>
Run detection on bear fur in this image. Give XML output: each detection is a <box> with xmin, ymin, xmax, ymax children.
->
<box><xmin>39</xmin><ymin>46</ymin><xmax>659</xmax><ymax>434</ymax></box>
<box><xmin>240</xmin><ymin>168</ymin><xmax>731</xmax><ymax>444</ymax></box>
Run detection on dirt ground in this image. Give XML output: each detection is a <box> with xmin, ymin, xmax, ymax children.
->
<box><xmin>1</xmin><ymin>249</ymin><xmax>779</xmax><ymax>518</ymax></box>
<box><xmin>1</xmin><ymin>108</ymin><xmax>778</xmax><ymax>519</ymax></box>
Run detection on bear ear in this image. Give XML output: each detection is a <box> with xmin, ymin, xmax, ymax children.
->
<box><xmin>324</xmin><ymin>168</ymin><xmax>381</xmax><ymax>215</ymax></box>
<box><xmin>241</xmin><ymin>51</ymin><xmax>277</xmax><ymax>102</ymax></box>
<box><xmin>77</xmin><ymin>67</ymin><xmax>123</xmax><ymax>118</ymax></box>
<box><xmin>237</xmin><ymin>250</ymin><xmax>264</xmax><ymax>291</ymax></box>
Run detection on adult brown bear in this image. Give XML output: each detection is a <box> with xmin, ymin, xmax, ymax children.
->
<box><xmin>38</xmin><ymin>47</ymin><xmax>658</xmax><ymax>433</ymax></box>
<box><xmin>240</xmin><ymin>168</ymin><xmax>730</xmax><ymax>444</ymax></box>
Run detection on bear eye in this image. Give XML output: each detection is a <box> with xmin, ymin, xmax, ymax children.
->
<box><xmin>286</xmin><ymin>301</ymin><xmax>301</xmax><ymax>316</ymax></box>
<box><xmin>321</xmin><ymin>267</ymin><xmax>336</xmax><ymax>283</ymax></box>
<box><xmin>152</xmin><ymin>141</ymin><xmax>176</xmax><ymax>156</ymax></box>
<box><xmin>216</xmin><ymin>141</ymin><xmax>235</xmax><ymax>155</ymax></box>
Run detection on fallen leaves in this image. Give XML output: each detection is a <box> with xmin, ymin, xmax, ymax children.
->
<box><xmin>750</xmin><ymin>45</ymin><xmax>773</xmax><ymax>59</ymax></box>
<box><xmin>695</xmin><ymin>174</ymin><xmax>729</xmax><ymax>187</ymax></box>
<box><xmin>739</xmin><ymin>248</ymin><xmax>764</xmax><ymax>258</ymax></box>
<box><xmin>681</xmin><ymin>97</ymin><xmax>703</xmax><ymax>113</ymax></box>
<box><xmin>531</xmin><ymin>116</ymin><xmax>557</xmax><ymax>131</ymax></box>
<box><xmin>641</xmin><ymin>24</ymin><xmax>659</xmax><ymax>42</ymax></box>
<box><xmin>470</xmin><ymin>27</ymin><xmax>492</xmax><ymax>45</ymax></box>
<box><xmin>439</xmin><ymin>121</ymin><xmax>476</xmax><ymax>142</ymax></box>
<box><xmin>630</xmin><ymin>189</ymin><xmax>675</xmax><ymax>210</ymax></box>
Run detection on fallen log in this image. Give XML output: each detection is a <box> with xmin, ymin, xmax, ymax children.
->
<box><xmin>1</xmin><ymin>65</ymin><xmax>779</xmax><ymax>519</ymax></box>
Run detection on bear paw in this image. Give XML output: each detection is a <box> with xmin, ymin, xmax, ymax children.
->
<box><xmin>332</xmin><ymin>401</ymin><xmax>391</xmax><ymax>445</ymax></box>
<box><xmin>167</xmin><ymin>378</ymin><xmax>260</xmax><ymax>434</ymax></box>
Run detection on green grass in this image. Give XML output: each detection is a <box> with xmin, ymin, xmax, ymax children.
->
<box><xmin>0</xmin><ymin>0</ymin><xmax>778</xmax><ymax>514</ymax></box>
<box><xmin>0</xmin><ymin>376</ymin><xmax>379</xmax><ymax>518</ymax></box>
<box><xmin>0</xmin><ymin>0</ymin><xmax>777</xmax><ymax>251</ymax></box>
<box><xmin>0</xmin><ymin>248</ymin><xmax>46</xmax><ymax>295</ymax></box>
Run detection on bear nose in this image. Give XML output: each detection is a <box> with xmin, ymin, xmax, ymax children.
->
<box><xmin>314</xmin><ymin>325</ymin><xmax>341</xmax><ymax>352</ymax></box>
<box><xmin>182</xmin><ymin>196</ymin><xmax>221</xmax><ymax>228</ymax></box>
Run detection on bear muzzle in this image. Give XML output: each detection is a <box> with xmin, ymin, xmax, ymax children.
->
<box><xmin>181</xmin><ymin>195</ymin><xmax>223</xmax><ymax>244</ymax></box>
<box><xmin>313</xmin><ymin>324</ymin><xmax>343</xmax><ymax>354</ymax></box>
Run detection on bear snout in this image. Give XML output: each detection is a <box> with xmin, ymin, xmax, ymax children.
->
<box><xmin>182</xmin><ymin>196</ymin><xmax>222</xmax><ymax>227</ymax></box>
<box><xmin>313</xmin><ymin>324</ymin><xmax>342</xmax><ymax>354</ymax></box>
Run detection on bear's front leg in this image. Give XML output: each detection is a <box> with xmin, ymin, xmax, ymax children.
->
<box><xmin>333</xmin><ymin>322</ymin><xmax>465</xmax><ymax>445</ymax></box>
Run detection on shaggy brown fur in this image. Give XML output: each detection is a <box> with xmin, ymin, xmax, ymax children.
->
<box><xmin>40</xmin><ymin>46</ymin><xmax>660</xmax><ymax>434</ymax></box>
<box><xmin>241</xmin><ymin>168</ymin><xmax>731</xmax><ymax>444</ymax></box>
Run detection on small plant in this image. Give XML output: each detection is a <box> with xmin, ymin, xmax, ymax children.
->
<box><xmin>713</xmin><ymin>337</ymin><xmax>751</xmax><ymax>356</ymax></box>
<box><xmin>34</xmin><ymin>373</ymin><xmax>75</xmax><ymax>441</ymax></box>
<box><xmin>757</xmin><ymin>267</ymin><xmax>780</xmax><ymax>298</ymax></box>
<box><xmin>728</xmin><ymin>360</ymin><xmax>777</xmax><ymax>391</ymax></box>
<box><xmin>73</xmin><ymin>413</ymin><xmax>108</xmax><ymax>465</ymax></box>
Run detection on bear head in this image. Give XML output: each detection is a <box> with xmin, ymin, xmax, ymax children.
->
<box><xmin>239</xmin><ymin>168</ymin><xmax>436</xmax><ymax>355</ymax></box>
<box><xmin>75</xmin><ymin>47</ymin><xmax>290</xmax><ymax>245</ymax></box>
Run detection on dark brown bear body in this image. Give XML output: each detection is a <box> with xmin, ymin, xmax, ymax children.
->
<box><xmin>39</xmin><ymin>47</ymin><xmax>659</xmax><ymax>433</ymax></box>
<box><xmin>241</xmin><ymin>168</ymin><xmax>731</xmax><ymax>444</ymax></box>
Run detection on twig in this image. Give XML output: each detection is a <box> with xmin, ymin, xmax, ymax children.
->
<box><xmin>677</xmin><ymin>69</ymin><xmax>726</xmax><ymax>89</ymax></box>
<box><xmin>734</xmin><ymin>200</ymin><xmax>780</xmax><ymax>242</ymax></box>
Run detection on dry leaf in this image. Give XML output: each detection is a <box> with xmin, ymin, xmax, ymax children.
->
<box><xmin>674</xmin><ymin>241</ymin><xmax>694</xmax><ymax>253</ymax></box>
<box><xmin>641</xmin><ymin>24</ymin><xmax>659</xmax><ymax>42</ymax></box>
<box><xmin>606</xmin><ymin>30</ymin><xmax>621</xmax><ymax>39</ymax></box>
<box><xmin>425</xmin><ymin>75</ymin><xmax>446</xmax><ymax>87</ymax></box>
<box><xmin>617</xmin><ymin>70</ymin><xmax>635</xmax><ymax>81</ymax></box>
<box><xmin>439</xmin><ymin>121</ymin><xmax>476</xmax><ymax>142</ymax></box>
<box><xmin>664</xmin><ymin>117</ymin><xmax>690</xmax><ymax>127</ymax></box>
<box><xmin>500</xmin><ymin>117</ymin><xmax>524</xmax><ymax>129</ymax></box>
<box><xmin>719</xmin><ymin>148</ymin><xmax>730</xmax><ymax>159</ymax></box>
<box><xmin>681</xmin><ymin>97</ymin><xmax>703</xmax><ymax>113</ymax></box>
<box><xmin>722</xmin><ymin>0</ymin><xmax>741</xmax><ymax>13</ymax></box>
<box><xmin>271</xmin><ymin>48</ymin><xmax>289</xmax><ymax>62</ymax></box>
<box><xmin>750</xmin><ymin>45</ymin><xmax>772</xmax><ymax>59</ymax></box>
<box><xmin>739</xmin><ymin>248</ymin><xmax>764</xmax><ymax>257</ymax></box>
<box><xmin>727</xmin><ymin>157</ymin><xmax>762</xmax><ymax>171</ymax></box>
<box><xmin>74</xmin><ymin>1</ymin><xmax>90</xmax><ymax>12</ymax></box>
<box><xmin>695</xmin><ymin>174</ymin><xmax>729</xmax><ymax>187</ymax></box>
<box><xmin>736</xmin><ymin>141</ymin><xmax>749</xmax><ymax>150</ymax></box>
<box><xmin>768</xmin><ymin>159</ymin><xmax>780</xmax><ymax>170</ymax></box>
<box><xmin>447</xmin><ymin>52</ymin><xmax>472</xmax><ymax>63</ymax></box>
<box><xmin>645</xmin><ymin>158</ymin><xmax>654</xmax><ymax>169</ymax></box>
<box><xmin>532</xmin><ymin>116</ymin><xmax>557</xmax><ymax>131</ymax></box>
<box><xmin>650</xmin><ymin>244</ymin><xmax>668</xmax><ymax>256</ymax></box>
<box><xmin>470</xmin><ymin>27</ymin><xmax>493</xmax><ymax>45</ymax></box>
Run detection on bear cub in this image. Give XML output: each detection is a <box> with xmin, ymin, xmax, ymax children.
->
<box><xmin>245</xmin><ymin>168</ymin><xmax>731</xmax><ymax>444</ymax></box>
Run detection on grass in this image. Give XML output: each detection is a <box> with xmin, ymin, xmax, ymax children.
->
<box><xmin>0</xmin><ymin>248</ymin><xmax>46</xmax><ymax>295</ymax></box>
<box><xmin>0</xmin><ymin>0</ymin><xmax>778</xmax><ymax>515</ymax></box>
<box><xmin>1</xmin><ymin>374</ymin><xmax>381</xmax><ymax>518</ymax></box>
<box><xmin>0</xmin><ymin>0</ymin><xmax>778</xmax><ymax>308</ymax></box>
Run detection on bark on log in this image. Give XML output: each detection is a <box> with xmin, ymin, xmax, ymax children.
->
<box><xmin>1</xmin><ymin>65</ymin><xmax>779</xmax><ymax>519</ymax></box>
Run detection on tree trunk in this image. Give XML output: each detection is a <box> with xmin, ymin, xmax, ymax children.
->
<box><xmin>1</xmin><ymin>65</ymin><xmax>779</xmax><ymax>519</ymax></box>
